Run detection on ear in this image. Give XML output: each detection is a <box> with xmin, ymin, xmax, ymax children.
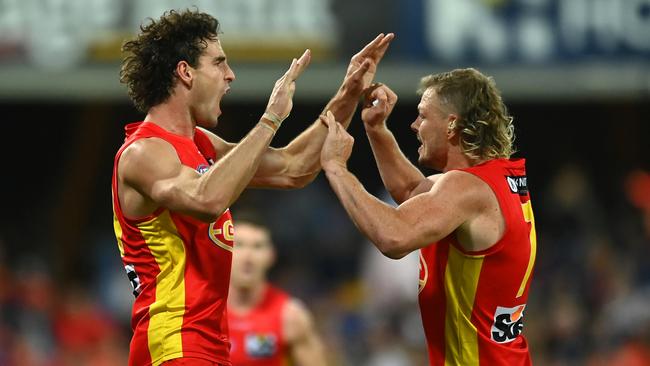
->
<box><xmin>447</xmin><ymin>115</ymin><xmax>458</xmax><ymax>138</ymax></box>
<box><xmin>176</xmin><ymin>60</ymin><xmax>193</xmax><ymax>88</ymax></box>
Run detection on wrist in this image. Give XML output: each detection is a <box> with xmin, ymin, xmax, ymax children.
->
<box><xmin>323</xmin><ymin>161</ymin><xmax>347</xmax><ymax>175</ymax></box>
<box><xmin>260</xmin><ymin>111</ymin><xmax>284</xmax><ymax>132</ymax></box>
<box><xmin>258</xmin><ymin>118</ymin><xmax>278</xmax><ymax>134</ymax></box>
<box><xmin>337</xmin><ymin>82</ymin><xmax>362</xmax><ymax>99</ymax></box>
<box><xmin>364</xmin><ymin>122</ymin><xmax>388</xmax><ymax>134</ymax></box>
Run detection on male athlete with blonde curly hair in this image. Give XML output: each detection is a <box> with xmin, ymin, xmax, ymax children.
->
<box><xmin>320</xmin><ymin>68</ymin><xmax>536</xmax><ymax>365</ymax></box>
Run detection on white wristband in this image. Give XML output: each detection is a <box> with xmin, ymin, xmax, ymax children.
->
<box><xmin>262</xmin><ymin>111</ymin><xmax>285</xmax><ymax>129</ymax></box>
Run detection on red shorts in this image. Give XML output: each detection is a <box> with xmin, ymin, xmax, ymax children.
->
<box><xmin>161</xmin><ymin>358</ymin><xmax>224</xmax><ymax>366</ymax></box>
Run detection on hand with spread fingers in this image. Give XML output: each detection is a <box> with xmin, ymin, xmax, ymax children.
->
<box><xmin>361</xmin><ymin>84</ymin><xmax>398</xmax><ymax>129</ymax></box>
<box><xmin>264</xmin><ymin>49</ymin><xmax>312</xmax><ymax>127</ymax></box>
<box><xmin>341</xmin><ymin>33</ymin><xmax>395</xmax><ymax>97</ymax></box>
<box><xmin>320</xmin><ymin>110</ymin><xmax>355</xmax><ymax>171</ymax></box>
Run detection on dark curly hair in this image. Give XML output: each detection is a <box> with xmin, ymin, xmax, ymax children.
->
<box><xmin>418</xmin><ymin>68</ymin><xmax>515</xmax><ymax>161</ymax></box>
<box><xmin>120</xmin><ymin>9</ymin><xmax>221</xmax><ymax>112</ymax></box>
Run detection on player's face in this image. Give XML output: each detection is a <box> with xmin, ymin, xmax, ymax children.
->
<box><xmin>189</xmin><ymin>39</ymin><xmax>236</xmax><ymax>128</ymax></box>
<box><xmin>231</xmin><ymin>224</ymin><xmax>274</xmax><ymax>289</ymax></box>
<box><xmin>411</xmin><ymin>88</ymin><xmax>453</xmax><ymax>171</ymax></box>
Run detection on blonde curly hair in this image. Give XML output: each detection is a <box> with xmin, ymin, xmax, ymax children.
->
<box><xmin>418</xmin><ymin>68</ymin><xmax>515</xmax><ymax>161</ymax></box>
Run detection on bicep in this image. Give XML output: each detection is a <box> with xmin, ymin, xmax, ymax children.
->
<box><xmin>120</xmin><ymin>139</ymin><xmax>202</xmax><ymax>212</ymax></box>
<box><xmin>248</xmin><ymin>147</ymin><xmax>290</xmax><ymax>186</ymax></box>
<box><xmin>396</xmin><ymin>172</ymin><xmax>482</xmax><ymax>252</ymax></box>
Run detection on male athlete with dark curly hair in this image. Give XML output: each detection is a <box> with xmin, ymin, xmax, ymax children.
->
<box><xmin>112</xmin><ymin>8</ymin><xmax>393</xmax><ymax>366</ymax></box>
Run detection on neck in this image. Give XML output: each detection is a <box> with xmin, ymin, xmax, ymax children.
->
<box><xmin>442</xmin><ymin>148</ymin><xmax>482</xmax><ymax>172</ymax></box>
<box><xmin>144</xmin><ymin>97</ymin><xmax>196</xmax><ymax>138</ymax></box>
<box><xmin>228</xmin><ymin>282</ymin><xmax>267</xmax><ymax>312</ymax></box>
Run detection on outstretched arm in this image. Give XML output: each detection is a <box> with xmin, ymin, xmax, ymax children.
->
<box><xmin>119</xmin><ymin>51</ymin><xmax>309</xmax><ymax>222</ymax></box>
<box><xmin>250</xmin><ymin>33</ymin><xmax>395</xmax><ymax>189</ymax></box>
<box><xmin>284</xmin><ymin>299</ymin><xmax>327</xmax><ymax>366</ymax></box>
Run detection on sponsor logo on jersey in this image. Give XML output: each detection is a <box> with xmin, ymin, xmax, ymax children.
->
<box><xmin>245</xmin><ymin>333</ymin><xmax>277</xmax><ymax>358</ymax></box>
<box><xmin>208</xmin><ymin>216</ymin><xmax>234</xmax><ymax>252</ymax></box>
<box><xmin>196</xmin><ymin>164</ymin><xmax>209</xmax><ymax>174</ymax></box>
<box><xmin>506</xmin><ymin>175</ymin><xmax>528</xmax><ymax>195</ymax></box>
<box><xmin>491</xmin><ymin>304</ymin><xmax>526</xmax><ymax>343</ymax></box>
<box><xmin>418</xmin><ymin>251</ymin><xmax>428</xmax><ymax>294</ymax></box>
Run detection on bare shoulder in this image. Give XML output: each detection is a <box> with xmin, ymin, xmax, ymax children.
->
<box><xmin>438</xmin><ymin>170</ymin><xmax>504</xmax><ymax>252</ymax></box>
<box><xmin>283</xmin><ymin>298</ymin><xmax>314</xmax><ymax>342</ymax></box>
<box><xmin>121</xmin><ymin>137</ymin><xmax>175</xmax><ymax>161</ymax></box>
<box><xmin>424</xmin><ymin>170</ymin><xmax>496</xmax><ymax>213</ymax></box>
<box><xmin>425</xmin><ymin>173</ymin><xmax>443</xmax><ymax>187</ymax></box>
<box><xmin>119</xmin><ymin>137</ymin><xmax>179</xmax><ymax>181</ymax></box>
<box><xmin>431</xmin><ymin>170</ymin><xmax>490</xmax><ymax>195</ymax></box>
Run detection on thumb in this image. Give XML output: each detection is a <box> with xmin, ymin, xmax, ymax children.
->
<box><xmin>351</xmin><ymin>59</ymin><xmax>372</xmax><ymax>79</ymax></box>
<box><xmin>376</xmin><ymin>88</ymin><xmax>388</xmax><ymax>105</ymax></box>
<box><xmin>318</xmin><ymin>114</ymin><xmax>330</xmax><ymax>127</ymax></box>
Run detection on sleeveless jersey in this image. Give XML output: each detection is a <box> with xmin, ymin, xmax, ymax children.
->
<box><xmin>228</xmin><ymin>285</ymin><xmax>290</xmax><ymax>366</ymax></box>
<box><xmin>418</xmin><ymin>158</ymin><xmax>536</xmax><ymax>365</ymax></box>
<box><xmin>112</xmin><ymin>122</ymin><xmax>235</xmax><ymax>366</ymax></box>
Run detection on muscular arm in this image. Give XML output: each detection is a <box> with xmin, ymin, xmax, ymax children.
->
<box><xmin>119</xmin><ymin>123</ymin><xmax>276</xmax><ymax>222</ymax></box>
<box><xmin>118</xmin><ymin>51</ymin><xmax>310</xmax><ymax>222</ymax></box>
<box><xmin>283</xmin><ymin>299</ymin><xmax>327</xmax><ymax>366</ymax></box>
<box><xmin>324</xmin><ymin>166</ymin><xmax>486</xmax><ymax>258</ymax></box>
<box><xmin>365</xmin><ymin>124</ymin><xmax>435</xmax><ymax>203</ymax></box>
<box><xmin>216</xmin><ymin>33</ymin><xmax>395</xmax><ymax>190</ymax></box>
<box><xmin>249</xmin><ymin>89</ymin><xmax>362</xmax><ymax>189</ymax></box>
<box><xmin>199</xmin><ymin>89</ymin><xmax>365</xmax><ymax>190</ymax></box>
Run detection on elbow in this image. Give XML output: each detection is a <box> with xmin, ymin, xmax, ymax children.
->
<box><xmin>381</xmin><ymin>247</ymin><xmax>408</xmax><ymax>260</ymax></box>
<box><xmin>377</xmin><ymin>235</ymin><xmax>410</xmax><ymax>260</ymax></box>
<box><xmin>194</xmin><ymin>194</ymin><xmax>228</xmax><ymax>222</ymax></box>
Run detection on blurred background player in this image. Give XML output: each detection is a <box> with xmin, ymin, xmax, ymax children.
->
<box><xmin>228</xmin><ymin>218</ymin><xmax>327</xmax><ymax>366</ymax></box>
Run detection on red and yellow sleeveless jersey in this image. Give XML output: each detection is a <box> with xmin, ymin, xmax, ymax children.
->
<box><xmin>227</xmin><ymin>285</ymin><xmax>290</xmax><ymax>366</ymax></box>
<box><xmin>418</xmin><ymin>158</ymin><xmax>536</xmax><ymax>365</ymax></box>
<box><xmin>111</xmin><ymin>122</ymin><xmax>235</xmax><ymax>366</ymax></box>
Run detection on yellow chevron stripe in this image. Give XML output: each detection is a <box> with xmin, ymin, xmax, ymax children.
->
<box><xmin>444</xmin><ymin>245</ymin><xmax>484</xmax><ymax>366</ymax></box>
<box><xmin>138</xmin><ymin>210</ymin><xmax>186</xmax><ymax>365</ymax></box>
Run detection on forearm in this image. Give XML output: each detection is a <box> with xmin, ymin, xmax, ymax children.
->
<box><xmin>198</xmin><ymin>121</ymin><xmax>275</xmax><ymax>213</ymax></box>
<box><xmin>324</xmin><ymin>164</ymin><xmax>406</xmax><ymax>258</ymax></box>
<box><xmin>282</xmin><ymin>88</ymin><xmax>360</xmax><ymax>178</ymax></box>
<box><xmin>365</xmin><ymin>124</ymin><xmax>425</xmax><ymax>203</ymax></box>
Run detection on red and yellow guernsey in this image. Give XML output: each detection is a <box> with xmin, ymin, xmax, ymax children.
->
<box><xmin>418</xmin><ymin>158</ymin><xmax>536</xmax><ymax>365</ymax></box>
<box><xmin>228</xmin><ymin>285</ymin><xmax>290</xmax><ymax>366</ymax></box>
<box><xmin>112</xmin><ymin>122</ymin><xmax>234</xmax><ymax>366</ymax></box>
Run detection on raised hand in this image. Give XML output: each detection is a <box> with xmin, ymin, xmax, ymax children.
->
<box><xmin>320</xmin><ymin>110</ymin><xmax>355</xmax><ymax>170</ymax></box>
<box><xmin>265</xmin><ymin>49</ymin><xmax>311</xmax><ymax>123</ymax></box>
<box><xmin>361</xmin><ymin>84</ymin><xmax>398</xmax><ymax>128</ymax></box>
<box><xmin>342</xmin><ymin>33</ymin><xmax>394</xmax><ymax>95</ymax></box>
